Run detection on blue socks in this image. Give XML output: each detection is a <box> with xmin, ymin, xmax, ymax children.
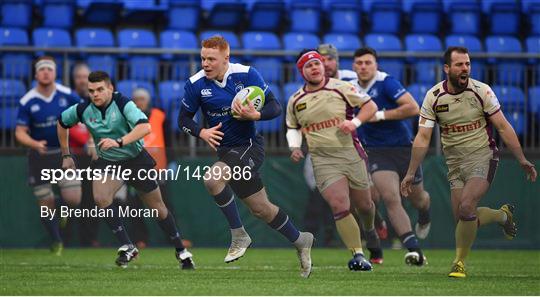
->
<box><xmin>157</xmin><ymin>212</ymin><xmax>185</xmax><ymax>252</ymax></box>
<box><xmin>400</xmin><ymin>231</ymin><xmax>420</xmax><ymax>252</ymax></box>
<box><xmin>103</xmin><ymin>202</ymin><xmax>132</xmax><ymax>246</ymax></box>
<box><xmin>213</xmin><ymin>186</ymin><xmax>243</xmax><ymax>229</ymax></box>
<box><xmin>268</xmin><ymin>208</ymin><xmax>300</xmax><ymax>242</ymax></box>
<box><xmin>40</xmin><ymin>212</ymin><xmax>62</xmax><ymax>242</ymax></box>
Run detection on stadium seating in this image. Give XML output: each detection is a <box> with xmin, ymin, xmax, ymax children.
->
<box><xmin>445</xmin><ymin>34</ymin><xmax>486</xmax><ymax>81</ymax></box>
<box><xmin>486</xmin><ymin>36</ymin><xmax>524</xmax><ymax>85</ymax></box>
<box><xmin>116</xmin><ymin>80</ymin><xmax>156</xmax><ymax>101</ymax></box>
<box><xmin>247</xmin><ymin>0</ymin><xmax>285</xmax><ymax>31</ymax></box>
<box><xmin>160</xmin><ymin>30</ymin><xmax>198</xmax><ymax>60</ymax></box>
<box><xmin>363</xmin><ymin>33</ymin><xmax>404</xmax><ymax>80</ymax></box>
<box><xmin>0</xmin><ymin>27</ymin><xmax>29</xmax><ymax>46</ymax></box>
<box><xmin>33</xmin><ymin>28</ymin><xmax>72</xmax><ymax>48</ymax></box>
<box><xmin>207</xmin><ymin>1</ymin><xmax>246</xmax><ymax>30</ymax></box>
<box><xmin>491</xmin><ymin>85</ymin><xmax>526</xmax><ymax>112</ymax></box>
<box><xmin>405</xmin><ymin>34</ymin><xmax>443</xmax><ymax>84</ymax></box>
<box><xmin>42</xmin><ymin>0</ymin><xmax>74</xmax><ymax>29</ymax></box>
<box><xmin>283</xmin><ymin>32</ymin><xmax>320</xmax><ymax>61</ymax></box>
<box><xmin>488</xmin><ymin>1</ymin><xmax>520</xmax><ymax>35</ymax></box>
<box><xmin>1</xmin><ymin>0</ymin><xmax>32</xmax><ymax>28</ymax></box>
<box><xmin>504</xmin><ymin>111</ymin><xmax>526</xmax><ymax>137</ymax></box>
<box><xmin>87</xmin><ymin>55</ymin><xmax>116</xmax><ymax>79</ymax></box>
<box><xmin>118</xmin><ymin>28</ymin><xmax>156</xmax><ymax>49</ymax></box>
<box><xmin>327</xmin><ymin>0</ymin><xmax>361</xmax><ymax>34</ymax></box>
<box><xmin>118</xmin><ymin>29</ymin><xmax>158</xmax><ymax>80</ymax></box>
<box><xmin>323</xmin><ymin>33</ymin><xmax>361</xmax><ymax>52</ymax></box>
<box><xmin>159</xmin><ymin>30</ymin><xmax>198</xmax><ymax>80</ymax></box>
<box><xmin>407</xmin><ymin>83</ymin><xmax>431</xmax><ymax>105</ymax></box>
<box><xmin>448</xmin><ymin>1</ymin><xmax>481</xmax><ymax>36</ymax></box>
<box><xmin>0</xmin><ymin>106</ymin><xmax>18</xmax><ymax>130</ymax></box>
<box><xmin>78</xmin><ymin>0</ymin><xmax>123</xmax><ymax>25</ymax></box>
<box><xmin>526</xmin><ymin>36</ymin><xmax>540</xmax><ymax>84</ymax></box>
<box><xmin>0</xmin><ymin>79</ymin><xmax>26</xmax><ymax>106</ymax></box>
<box><xmin>168</xmin><ymin>0</ymin><xmax>200</xmax><ymax>31</ymax></box>
<box><xmin>242</xmin><ymin>31</ymin><xmax>282</xmax><ymax>83</ymax></box>
<box><xmin>408</xmin><ymin>1</ymin><xmax>442</xmax><ymax>34</ymax></box>
<box><xmin>76</xmin><ymin>28</ymin><xmax>115</xmax><ymax>47</ymax></box>
<box><xmin>242</xmin><ymin>31</ymin><xmax>281</xmax><ymax>53</ymax></box>
<box><xmin>289</xmin><ymin>0</ymin><xmax>321</xmax><ymax>33</ymax></box>
<box><xmin>528</xmin><ymin>86</ymin><xmax>540</xmax><ymax>120</ymax></box>
<box><xmin>158</xmin><ymin>80</ymin><xmax>185</xmax><ymax>114</ymax></box>
<box><xmin>283</xmin><ymin>82</ymin><xmax>303</xmax><ymax>103</ymax></box>
<box><xmin>76</xmin><ymin>28</ymin><xmax>116</xmax><ymax>75</ymax></box>
<box><xmin>0</xmin><ymin>27</ymin><xmax>30</xmax><ymax>80</ymax></box>
<box><xmin>370</xmin><ymin>1</ymin><xmax>402</xmax><ymax>34</ymax></box>
<box><xmin>524</xmin><ymin>0</ymin><xmax>540</xmax><ymax>35</ymax></box>
<box><xmin>121</xmin><ymin>0</ymin><xmax>166</xmax><ymax>23</ymax></box>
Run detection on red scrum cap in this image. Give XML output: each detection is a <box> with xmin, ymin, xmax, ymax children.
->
<box><xmin>296</xmin><ymin>50</ymin><xmax>324</xmax><ymax>79</ymax></box>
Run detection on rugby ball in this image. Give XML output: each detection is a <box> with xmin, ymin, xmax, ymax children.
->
<box><xmin>231</xmin><ymin>86</ymin><xmax>265</xmax><ymax>116</ymax></box>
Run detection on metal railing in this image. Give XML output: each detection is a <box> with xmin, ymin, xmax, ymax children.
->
<box><xmin>1</xmin><ymin>47</ymin><xmax>539</xmax><ymax>155</ymax></box>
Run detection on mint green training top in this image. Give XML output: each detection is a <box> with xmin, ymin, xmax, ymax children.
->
<box><xmin>59</xmin><ymin>92</ymin><xmax>148</xmax><ymax>161</ymax></box>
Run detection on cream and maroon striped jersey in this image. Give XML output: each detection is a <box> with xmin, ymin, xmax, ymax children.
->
<box><xmin>420</xmin><ymin>78</ymin><xmax>501</xmax><ymax>153</ymax></box>
<box><xmin>286</xmin><ymin>78</ymin><xmax>371</xmax><ymax>161</ymax></box>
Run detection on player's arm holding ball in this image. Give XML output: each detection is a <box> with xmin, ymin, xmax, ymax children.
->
<box><xmin>233</xmin><ymin>68</ymin><xmax>282</xmax><ymax>121</ymax></box>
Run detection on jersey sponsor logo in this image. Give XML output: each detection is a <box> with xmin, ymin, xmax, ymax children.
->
<box><xmin>201</xmin><ymin>89</ymin><xmax>212</xmax><ymax>97</ymax></box>
<box><xmin>441</xmin><ymin>119</ymin><xmax>482</xmax><ymax>135</ymax></box>
<box><xmin>296</xmin><ymin>102</ymin><xmax>307</xmax><ymax>112</ymax></box>
<box><xmin>368</xmin><ymin>89</ymin><xmax>378</xmax><ymax>98</ymax></box>
<box><xmin>301</xmin><ymin>117</ymin><xmax>342</xmax><ymax>134</ymax></box>
<box><xmin>206</xmin><ymin>107</ymin><xmax>231</xmax><ymax>117</ymax></box>
<box><xmin>435</xmin><ymin>104</ymin><xmax>449</xmax><ymax>113</ymax></box>
<box><xmin>30</xmin><ymin>104</ymin><xmax>40</xmax><ymax>113</ymax></box>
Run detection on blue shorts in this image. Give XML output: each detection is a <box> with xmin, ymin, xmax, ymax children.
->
<box><xmin>367</xmin><ymin>147</ymin><xmax>423</xmax><ymax>185</ymax></box>
<box><xmin>217</xmin><ymin>135</ymin><xmax>265</xmax><ymax>198</ymax></box>
<box><xmin>27</xmin><ymin>149</ymin><xmax>62</xmax><ymax>186</ymax></box>
<box><xmin>91</xmin><ymin>149</ymin><xmax>158</xmax><ymax>193</ymax></box>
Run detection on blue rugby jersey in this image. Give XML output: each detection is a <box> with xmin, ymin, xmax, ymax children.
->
<box><xmin>353</xmin><ymin>71</ymin><xmax>414</xmax><ymax>147</ymax></box>
<box><xmin>182</xmin><ymin>63</ymin><xmax>271</xmax><ymax>148</ymax></box>
<box><xmin>17</xmin><ymin>83</ymin><xmax>81</xmax><ymax>148</ymax></box>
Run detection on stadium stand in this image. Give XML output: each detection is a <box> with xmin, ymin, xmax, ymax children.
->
<box><xmin>42</xmin><ymin>0</ymin><xmax>75</xmax><ymax>29</ymax></box>
<box><xmin>327</xmin><ymin>0</ymin><xmax>362</xmax><ymax>34</ymax></box>
<box><xmin>0</xmin><ymin>79</ymin><xmax>26</xmax><ymax>106</ymax></box>
<box><xmin>0</xmin><ymin>0</ymin><xmax>537</xmax><ymax>149</ymax></box>
<box><xmin>408</xmin><ymin>1</ymin><xmax>442</xmax><ymax>34</ymax></box>
<box><xmin>247</xmin><ymin>0</ymin><xmax>285</xmax><ymax>31</ymax></box>
<box><xmin>158</xmin><ymin>80</ymin><xmax>185</xmax><ymax>114</ymax></box>
<box><xmin>486</xmin><ymin>35</ymin><xmax>525</xmax><ymax>85</ymax></box>
<box><xmin>370</xmin><ymin>1</ymin><xmax>402</xmax><ymax>34</ymax></box>
<box><xmin>1</xmin><ymin>0</ymin><xmax>32</xmax><ymax>28</ymax></box>
<box><xmin>447</xmin><ymin>1</ymin><xmax>481</xmax><ymax>36</ymax></box>
<box><xmin>289</xmin><ymin>0</ymin><xmax>321</xmax><ymax>33</ymax></box>
<box><xmin>168</xmin><ymin>0</ymin><xmax>200</xmax><ymax>31</ymax></box>
<box><xmin>405</xmin><ymin>34</ymin><xmax>443</xmax><ymax>83</ymax></box>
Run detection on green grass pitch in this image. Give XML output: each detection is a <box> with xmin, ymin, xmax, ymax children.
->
<box><xmin>1</xmin><ymin>248</ymin><xmax>539</xmax><ymax>295</ymax></box>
